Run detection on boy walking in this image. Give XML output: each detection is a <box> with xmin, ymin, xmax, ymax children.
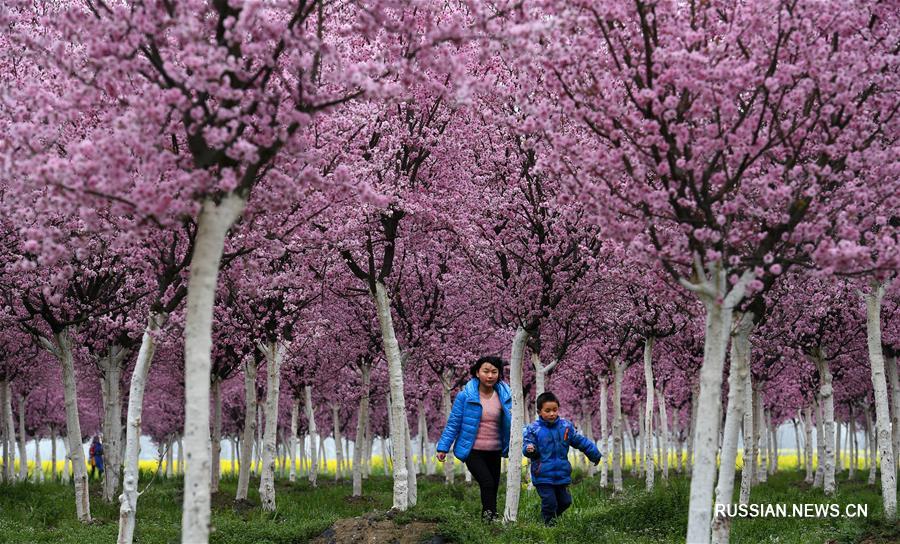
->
<box><xmin>523</xmin><ymin>392</ymin><xmax>602</xmax><ymax>525</ymax></box>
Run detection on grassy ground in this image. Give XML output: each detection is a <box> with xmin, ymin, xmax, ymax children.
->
<box><xmin>0</xmin><ymin>469</ymin><xmax>896</xmax><ymax>544</ymax></box>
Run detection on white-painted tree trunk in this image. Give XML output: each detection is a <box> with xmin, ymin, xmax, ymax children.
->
<box><xmin>333</xmin><ymin>404</ymin><xmax>344</xmax><ymax>481</ymax></box>
<box><xmin>844</xmin><ymin>417</ymin><xmax>851</xmax><ymax>471</ymax></box>
<box><xmin>352</xmin><ymin>365</ymin><xmax>371</xmax><ymax>496</ymax></box>
<box><xmin>289</xmin><ymin>398</ymin><xmax>299</xmax><ymax>482</ymax></box>
<box><xmin>638</xmin><ymin>404</ymin><xmax>645</xmax><ymax>476</ymax></box>
<box><xmin>643</xmin><ymin>336</ymin><xmax>656</xmax><ymax>491</ymax></box>
<box><xmin>211</xmin><ymin>378</ymin><xmax>222</xmax><ymax>493</ymax></box>
<box><xmin>687</xmin><ymin>383</ymin><xmax>699</xmax><ymax>475</ymax></box>
<box><xmin>420</xmin><ymin>403</ymin><xmax>434</xmax><ymax>476</ymax></box>
<box><xmin>381</xmin><ymin>436</ymin><xmax>391</xmax><ymax>477</ymax></box>
<box><xmin>41</xmin><ymin>330</ymin><xmax>92</xmax><ymax>523</ymax></box>
<box><xmin>423</xmin><ymin>405</ymin><xmax>434</xmax><ymax>476</ymax></box>
<box><xmin>100</xmin><ymin>345</ymin><xmax>127</xmax><ymax>503</ymax></box>
<box><xmin>532</xmin><ymin>353</ymin><xmax>558</xmax><ymax>398</ymax></box>
<box><xmin>600</xmin><ymin>379</ymin><xmax>609</xmax><ymax>488</ymax></box>
<box><xmin>416</xmin><ymin>402</ymin><xmax>426</xmax><ymax>475</ymax></box>
<box><xmin>440</xmin><ymin>380</ymin><xmax>455</xmax><ymax>485</ymax></box>
<box><xmin>792</xmin><ymin>417</ymin><xmax>802</xmax><ymax>471</ymax></box>
<box><xmin>232</xmin><ymin>438</ymin><xmax>238</xmax><ymax>476</ymax></box>
<box><xmin>364</xmin><ymin>421</ymin><xmax>373</xmax><ymax>478</ymax></box>
<box><xmin>304</xmin><ymin>384</ymin><xmax>319</xmax><ymax>488</ymax></box>
<box><xmin>675</xmin><ymin>418</ymin><xmax>684</xmax><ymax>474</ymax></box>
<box><xmin>623</xmin><ymin>422</ymin><xmax>644</xmax><ymax>476</ymax></box>
<box><xmin>157</xmin><ymin>442</ymin><xmax>165</xmax><ymax>475</ymax></box>
<box><xmin>750</xmin><ymin>387</ymin><xmax>759</xmax><ymax>487</ymax></box>
<box><xmin>182</xmin><ymin>194</ymin><xmax>245</xmax><ymax>544</ymax></box>
<box><xmin>342</xmin><ymin>434</ymin><xmax>353</xmax><ymax>476</ymax></box>
<box><xmin>774</xmin><ymin>421</ymin><xmax>782</xmax><ymax>473</ymax></box>
<box><xmin>296</xmin><ymin>434</ymin><xmax>305</xmax><ymax>475</ymax></box>
<box><xmin>757</xmin><ymin>390</ymin><xmax>768</xmax><ymax>484</ymax></box>
<box><xmin>502</xmin><ymin>326</ymin><xmax>529</xmax><ymax>522</ymax></box>
<box><xmin>887</xmin><ymin>355</ymin><xmax>900</xmax><ymax>477</ymax></box>
<box><xmin>404</xmin><ymin>413</ymin><xmax>417</xmax><ymax>507</ymax></box>
<box><xmin>177</xmin><ymin>436</ymin><xmax>183</xmax><ymax>475</ymax></box>
<box><xmin>50</xmin><ymin>432</ymin><xmax>59</xmax><ymax>482</ymax></box>
<box><xmin>0</xmin><ymin>380</ymin><xmax>10</xmax><ymax>483</ymax></box>
<box><xmin>654</xmin><ymin>412</ymin><xmax>662</xmax><ymax>475</ymax></box>
<box><xmin>17</xmin><ymin>394</ymin><xmax>27</xmax><ymax>481</ymax></box>
<box><xmin>255</xmin><ymin>409</ymin><xmax>263</xmax><ymax>474</ymax></box>
<box><xmin>612</xmin><ymin>359</ymin><xmax>624</xmax><ymax>492</ymax></box>
<box><xmin>236</xmin><ymin>358</ymin><xmax>258</xmax><ymax>501</ymax></box>
<box><xmin>6</xmin><ymin>382</ymin><xmax>17</xmax><ymax>482</ymax></box>
<box><xmin>344</xmin><ymin>437</ymin><xmax>350</xmax><ymax>476</ymax></box>
<box><xmin>258</xmin><ymin>342</ymin><xmax>284</xmax><ymax>511</ymax></box>
<box><xmin>768</xmin><ymin>411</ymin><xmax>777</xmax><ymax>474</ymax></box>
<box><xmin>813</xmin><ymin>354</ymin><xmax>836</xmax><ymax>496</ymax></box>
<box><xmin>684</xmin><ymin>266</ymin><xmax>750</xmax><ymax>544</ymax></box>
<box><xmin>866</xmin><ymin>410</ymin><xmax>877</xmax><ymax>485</ymax></box>
<box><xmin>166</xmin><ymin>437</ymin><xmax>175</xmax><ymax>478</ymax></box>
<box><xmin>836</xmin><ymin>418</ymin><xmax>843</xmax><ymax>473</ymax></box>
<box><xmin>739</xmin><ymin>365</ymin><xmax>755</xmax><ymax>504</ymax></box>
<box><xmin>524</xmin><ymin>398</ymin><xmax>533</xmax><ymax>490</ymax></box>
<box><xmin>658</xmin><ymin>389</ymin><xmax>669</xmax><ymax>481</ymax></box>
<box><xmin>804</xmin><ymin>405</ymin><xmax>815</xmax><ymax>484</ymax></box>
<box><xmin>275</xmin><ymin>438</ymin><xmax>284</xmax><ymax>478</ymax></box>
<box><xmin>282</xmin><ymin>434</ymin><xmax>290</xmax><ymax>478</ymax></box>
<box><xmin>296</xmin><ymin>435</ymin><xmax>306</xmax><ymax>472</ymax></box>
<box><xmin>864</xmin><ymin>283</ymin><xmax>896</xmax><ymax>518</ymax></box>
<box><xmin>861</xmin><ymin>420</ymin><xmax>875</xmax><ymax>472</ymax></box>
<box><xmin>712</xmin><ymin>313</ymin><xmax>752</xmax><ymax>544</ymax></box>
<box><xmin>373</xmin><ymin>282</ymin><xmax>412</xmax><ymax>510</ymax></box>
<box><xmin>848</xmin><ymin>408</ymin><xmax>857</xmax><ymax>479</ymax></box>
<box><xmin>582</xmin><ymin>401</ymin><xmax>596</xmax><ymax>477</ymax></box>
<box><xmin>63</xmin><ymin>437</ymin><xmax>71</xmax><ymax>483</ymax></box>
<box><xmin>34</xmin><ymin>436</ymin><xmax>44</xmax><ymax>482</ymax></box>
<box><xmin>814</xmin><ymin>398</ymin><xmax>825</xmax><ymax>488</ymax></box>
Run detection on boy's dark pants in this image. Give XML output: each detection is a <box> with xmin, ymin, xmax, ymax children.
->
<box><xmin>465</xmin><ymin>449</ymin><xmax>501</xmax><ymax>520</ymax></box>
<box><xmin>534</xmin><ymin>484</ymin><xmax>572</xmax><ymax>524</ymax></box>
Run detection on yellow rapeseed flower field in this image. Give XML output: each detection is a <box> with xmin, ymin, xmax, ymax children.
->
<box><xmin>4</xmin><ymin>451</ymin><xmax>876</xmax><ymax>477</ymax></box>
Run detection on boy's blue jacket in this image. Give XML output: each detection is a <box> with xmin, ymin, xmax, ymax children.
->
<box><xmin>436</xmin><ymin>378</ymin><xmax>512</xmax><ymax>461</ymax></box>
<box><xmin>523</xmin><ymin>417</ymin><xmax>601</xmax><ymax>485</ymax></box>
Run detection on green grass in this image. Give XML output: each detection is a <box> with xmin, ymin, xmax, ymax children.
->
<box><xmin>0</xmin><ymin>469</ymin><xmax>895</xmax><ymax>543</ymax></box>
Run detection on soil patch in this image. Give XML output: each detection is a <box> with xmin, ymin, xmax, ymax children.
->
<box><xmin>311</xmin><ymin>512</ymin><xmax>444</xmax><ymax>544</ymax></box>
<box><xmin>344</xmin><ymin>495</ymin><xmax>377</xmax><ymax>506</ymax></box>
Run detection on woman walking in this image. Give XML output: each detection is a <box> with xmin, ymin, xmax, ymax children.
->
<box><xmin>436</xmin><ymin>356</ymin><xmax>512</xmax><ymax>522</ymax></box>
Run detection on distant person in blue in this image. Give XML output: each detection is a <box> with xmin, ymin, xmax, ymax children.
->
<box><xmin>89</xmin><ymin>435</ymin><xmax>104</xmax><ymax>479</ymax></box>
<box><xmin>436</xmin><ymin>356</ymin><xmax>512</xmax><ymax>522</ymax></box>
<box><xmin>523</xmin><ymin>391</ymin><xmax>602</xmax><ymax>525</ymax></box>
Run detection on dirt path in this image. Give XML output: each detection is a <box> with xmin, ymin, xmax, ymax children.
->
<box><xmin>310</xmin><ymin>511</ymin><xmax>445</xmax><ymax>544</ymax></box>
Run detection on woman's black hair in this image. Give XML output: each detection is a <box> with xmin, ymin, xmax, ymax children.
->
<box><xmin>470</xmin><ymin>356</ymin><xmax>505</xmax><ymax>378</ymax></box>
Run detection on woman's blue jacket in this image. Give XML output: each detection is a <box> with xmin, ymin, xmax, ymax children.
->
<box><xmin>436</xmin><ymin>378</ymin><xmax>512</xmax><ymax>461</ymax></box>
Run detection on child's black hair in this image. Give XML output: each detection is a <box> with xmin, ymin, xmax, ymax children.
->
<box><xmin>536</xmin><ymin>391</ymin><xmax>560</xmax><ymax>411</ymax></box>
<box><xmin>470</xmin><ymin>356</ymin><xmax>505</xmax><ymax>377</ymax></box>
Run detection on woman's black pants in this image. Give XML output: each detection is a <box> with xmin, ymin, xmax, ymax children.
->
<box><xmin>464</xmin><ymin>449</ymin><xmax>502</xmax><ymax>521</ymax></box>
